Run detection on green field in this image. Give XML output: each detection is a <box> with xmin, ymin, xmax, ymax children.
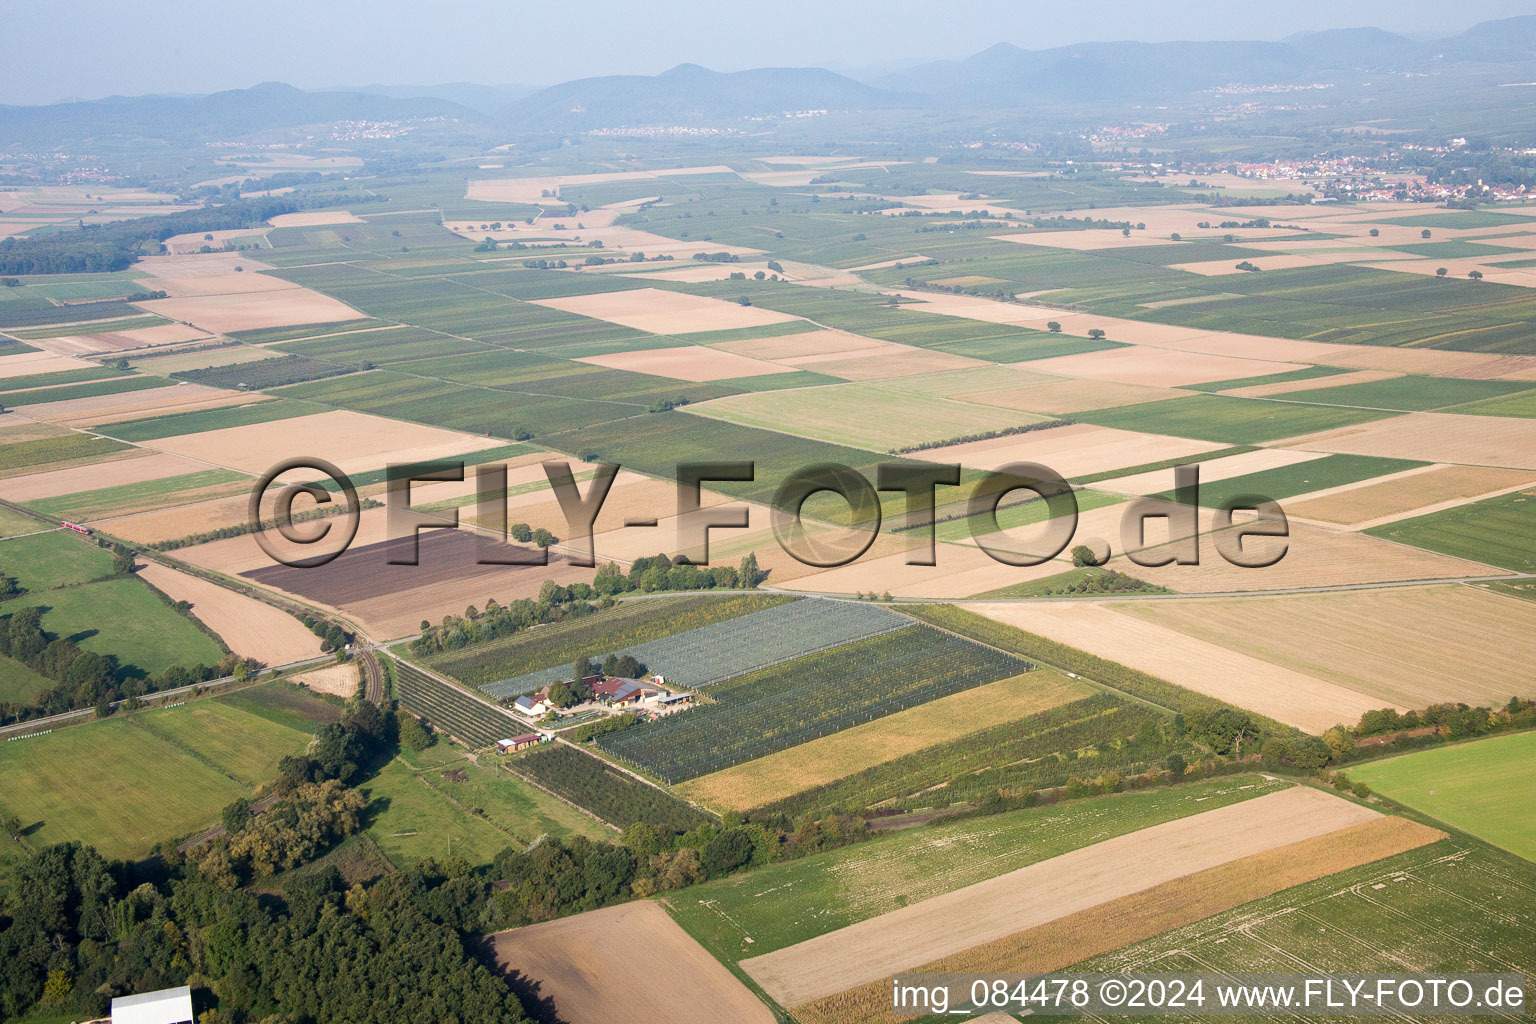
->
<box><xmin>0</xmin><ymin>506</ymin><xmax>44</xmax><ymax>539</ymax></box>
<box><xmin>667</xmin><ymin>774</ymin><xmax>1287</xmax><ymax>964</ymax></box>
<box><xmin>1365</xmin><ymin>488</ymin><xmax>1536</xmax><ymax>572</ymax></box>
<box><xmin>1148</xmin><ymin>454</ymin><xmax>1425</xmax><ymax>508</ymax></box>
<box><xmin>1075</xmin><ymin>838</ymin><xmax>1536</xmax><ymax>1011</ymax></box>
<box><xmin>1076</xmin><ymin>394</ymin><xmax>1394</xmax><ymax>443</ymax></box>
<box><xmin>362</xmin><ymin>753</ymin><xmax>612</xmax><ymax>868</ymax></box>
<box><xmin>1349</xmin><ymin>732</ymin><xmax>1536</xmax><ymax>861</ymax></box>
<box><xmin>0</xmin><ymin>692</ymin><xmax>315</xmax><ymax>859</ymax></box>
<box><xmin>97</xmin><ymin>399</ymin><xmax>311</xmax><ymax>442</ymax></box>
<box><xmin>0</xmin><ymin>433</ymin><xmax>132</xmax><ymax>472</ymax></box>
<box><xmin>1376</xmin><ymin>211</ymin><xmax>1536</xmax><ymax>229</ymax></box>
<box><xmin>8</xmin><ymin>577</ymin><xmax>225</xmax><ymax>678</ymax></box>
<box><xmin>1452</xmin><ymin>387</ymin><xmax>1536</xmax><ymax>418</ymax></box>
<box><xmin>26</xmin><ymin>468</ymin><xmax>249</xmax><ymax>520</ymax></box>
<box><xmin>1279</xmin><ymin>375</ymin><xmax>1536</xmax><ymax>412</ymax></box>
<box><xmin>0</xmin><ymin>530</ymin><xmax>114</xmax><ymax>590</ymax></box>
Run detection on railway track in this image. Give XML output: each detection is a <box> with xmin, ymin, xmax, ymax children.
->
<box><xmin>358</xmin><ymin>648</ymin><xmax>386</xmax><ymax>703</ymax></box>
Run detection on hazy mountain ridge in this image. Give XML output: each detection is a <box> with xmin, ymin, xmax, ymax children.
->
<box><xmin>1</xmin><ymin>16</ymin><xmax>1532</xmax><ymax>143</ymax></box>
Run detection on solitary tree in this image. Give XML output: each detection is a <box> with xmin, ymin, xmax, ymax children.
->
<box><xmin>1046</xmin><ymin>320</ymin><xmax>1062</xmax><ymax>333</ymax></box>
<box><xmin>1436</xmin><ymin>267</ymin><xmax>1448</xmax><ymax>278</ymax></box>
<box><xmin>1087</xmin><ymin>328</ymin><xmax>1107</xmax><ymax>340</ymax></box>
<box><xmin>1469</xmin><ymin>269</ymin><xmax>1484</xmax><ymax>281</ymax></box>
<box><xmin>1421</xmin><ymin>229</ymin><xmax>1432</xmax><ymax>239</ymax></box>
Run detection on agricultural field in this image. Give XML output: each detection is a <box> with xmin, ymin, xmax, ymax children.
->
<box><xmin>363</xmin><ymin>753</ymin><xmax>611</xmax><ymax>867</ymax></box>
<box><xmin>669</xmin><ymin>775</ymin><xmax>1290</xmax><ymax>965</ymax></box>
<box><xmin>424</xmin><ymin>593</ymin><xmax>790</xmax><ymax>689</ymax></box>
<box><xmin>491</xmin><ymin>902</ymin><xmax>775</xmax><ymax>1024</ymax></box>
<box><xmin>1115</xmin><ymin>585</ymin><xmax>1536</xmax><ymax>711</ymax></box>
<box><xmin>595</xmin><ymin>624</ymin><xmax>1029</xmax><ymax>781</ymax></box>
<box><xmin>746</xmin><ymin>788</ymin><xmax>1422</xmax><ymax>1013</ymax></box>
<box><xmin>688</xmin><ymin>383</ymin><xmax>1050</xmax><ymax>452</ymax></box>
<box><xmin>1349</xmin><ymin>731</ymin><xmax>1536</xmax><ymax>861</ymax></box>
<box><xmin>475</xmin><ymin>597</ymin><xmax>905</xmax><ymax>698</ymax></box>
<box><xmin>1365</xmin><ymin>487</ymin><xmax>1536</xmax><ymax>571</ymax></box>
<box><xmin>6</xmin><ymin>576</ymin><xmax>226</xmax><ymax>679</ymax></box>
<box><xmin>1078</xmin><ymin>839</ymin><xmax>1536</xmax><ymax>1019</ymax></box>
<box><xmin>392</xmin><ymin>659</ymin><xmax>524</xmax><ymax>749</ymax></box>
<box><xmin>512</xmin><ymin>742</ymin><xmax>710</xmax><ymax>831</ymax></box>
<box><xmin>675</xmin><ymin>668</ymin><xmax>1091</xmax><ymax>811</ymax></box>
<box><xmin>0</xmin><ymin>690</ymin><xmax>317</xmax><ymax>859</ymax></box>
<box><xmin>1077</xmin><ymin>394</ymin><xmax>1396</xmax><ymax>443</ymax></box>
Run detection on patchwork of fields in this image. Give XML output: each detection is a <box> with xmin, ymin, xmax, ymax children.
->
<box><xmin>3</xmin><ymin>163</ymin><xmax>1533</xmax><ymax>1024</ymax></box>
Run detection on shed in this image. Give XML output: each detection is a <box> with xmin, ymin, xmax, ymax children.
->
<box><xmin>112</xmin><ymin>986</ymin><xmax>195</xmax><ymax>1024</ymax></box>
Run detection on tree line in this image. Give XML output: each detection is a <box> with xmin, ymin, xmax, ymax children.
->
<box><xmin>0</xmin><ymin>196</ymin><xmax>300</xmax><ymax>275</ymax></box>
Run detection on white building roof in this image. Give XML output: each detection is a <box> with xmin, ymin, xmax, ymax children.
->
<box><xmin>112</xmin><ymin>986</ymin><xmax>194</xmax><ymax>1024</ymax></box>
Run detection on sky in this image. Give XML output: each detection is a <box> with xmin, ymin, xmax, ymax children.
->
<box><xmin>6</xmin><ymin>0</ymin><xmax>1534</xmax><ymax>106</ymax></box>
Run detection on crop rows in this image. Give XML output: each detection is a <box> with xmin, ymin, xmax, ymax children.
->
<box><xmin>426</xmin><ymin>594</ymin><xmax>790</xmax><ymax>689</ymax></box>
<box><xmin>514</xmin><ymin>743</ymin><xmax>710</xmax><ymax>832</ymax></box>
<box><xmin>173</xmin><ymin>354</ymin><xmax>355</xmax><ymax>389</ymax></box>
<box><xmin>480</xmin><ymin>598</ymin><xmax>910</xmax><ymax>698</ymax></box>
<box><xmin>595</xmin><ymin>625</ymin><xmax>1030</xmax><ymax>783</ymax></box>
<box><xmin>393</xmin><ymin>660</ymin><xmax>523</xmax><ymax>749</ymax></box>
<box><xmin>754</xmin><ymin>694</ymin><xmax>1175</xmax><ymax>818</ymax></box>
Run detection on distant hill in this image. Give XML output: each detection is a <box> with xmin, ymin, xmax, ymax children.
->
<box><xmin>500</xmin><ymin>64</ymin><xmax>904</xmax><ymax>129</ymax></box>
<box><xmin>0</xmin><ymin>82</ymin><xmax>476</xmax><ymax>147</ymax></box>
<box><xmin>335</xmin><ymin>81</ymin><xmax>535</xmax><ymax>116</ymax></box>
<box><xmin>873</xmin><ymin>18</ymin><xmax>1536</xmax><ymax>105</ymax></box>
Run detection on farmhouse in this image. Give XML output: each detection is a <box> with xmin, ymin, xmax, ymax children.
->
<box><xmin>513</xmin><ymin>693</ymin><xmax>552</xmax><ymax>717</ymax></box>
<box><xmin>111</xmin><ymin>986</ymin><xmax>195</xmax><ymax>1024</ymax></box>
<box><xmin>496</xmin><ymin>734</ymin><xmax>545</xmax><ymax>754</ymax></box>
<box><xmin>593</xmin><ymin>677</ymin><xmax>665</xmax><ymax>708</ymax></box>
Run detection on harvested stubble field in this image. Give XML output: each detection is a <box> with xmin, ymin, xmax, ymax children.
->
<box><xmin>146</xmin><ymin>407</ymin><xmax>505</xmax><ymax>475</ymax></box>
<box><xmin>970</xmin><ymin>601</ymin><xmax>1390</xmax><ymax>732</ymax></box>
<box><xmin>135</xmin><ymin>560</ymin><xmax>323</xmax><ymax>666</ymax></box>
<box><xmin>1349</xmin><ymin>731</ymin><xmax>1536</xmax><ymax>861</ymax></box>
<box><xmin>1</xmin><ymin>450</ymin><xmax>211</xmax><ymax>502</ymax></box>
<box><xmin>1281</xmin><ymin>410</ymin><xmax>1536</xmax><ymax>470</ymax></box>
<box><xmin>532</xmin><ymin>287</ymin><xmax>797</xmax><ymax>334</ymax></box>
<box><xmin>1120</xmin><ymin>518</ymin><xmax>1498</xmax><ymax>593</ymax></box>
<box><xmin>492</xmin><ymin>902</ymin><xmax>775</xmax><ymax>1024</ymax></box>
<box><xmin>741</xmin><ymin>787</ymin><xmax>1387</xmax><ymax>1008</ymax></box>
<box><xmin>1118</xmin><ymin>585</ymin><xmax>1536</xmax><ymax>711</ymax></box>
<box><xmin>689</xmin><ymin>382</ymin><xmax>1049</xmax><ymax>452</ymax></box>
<box><xmin>675</xmin><ymin>669</ymin><xmax>1091</xmax><ymax>811</ymax></box>
<box><xmin>794</xmin><ymin>815</ymin><xmax>1445</xmax><ymax>1024</ymax></box>
<box><xmin>1023</xmin><ymin>345</ymin><xmax>1308</xmax><ymax>387</ymax></box>
<box><xmin>1284</xmin><ymin>464</ymin><xmax>1536</xmax><ymax>526</ymax></box>
<box><xmin>908</xmin><ymin>422</ymin><xmax>1226</xmax><ymax>479</ymax></box>
<box><xmin>575</xmin><ymin>344</ymin><xmax>785</xmax><ymax>381</ymax></box>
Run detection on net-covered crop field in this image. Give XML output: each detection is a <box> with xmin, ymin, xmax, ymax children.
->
<box><xmin>513</xmin><ymin>743</ymin><xmax>710</xmax><ymax>832</ymax></box>
<box><xmin>480</xmin><ymin>598</ymin><xmax>911</xmax><ymax>698</ymax></box>
<box><xmin>426</xmin><ymin>594</ymin><xmax>791</xmax><ymax>690</ymax></box>
<box><xmin>595</xmin><ymin>625</ymin><xmax>1031</xmax><ymax>782</ymax></box>
<box><xmin>393</xmin><ymin>660</ymin><xmax>523</xmax><ymax>749</ymax></box>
